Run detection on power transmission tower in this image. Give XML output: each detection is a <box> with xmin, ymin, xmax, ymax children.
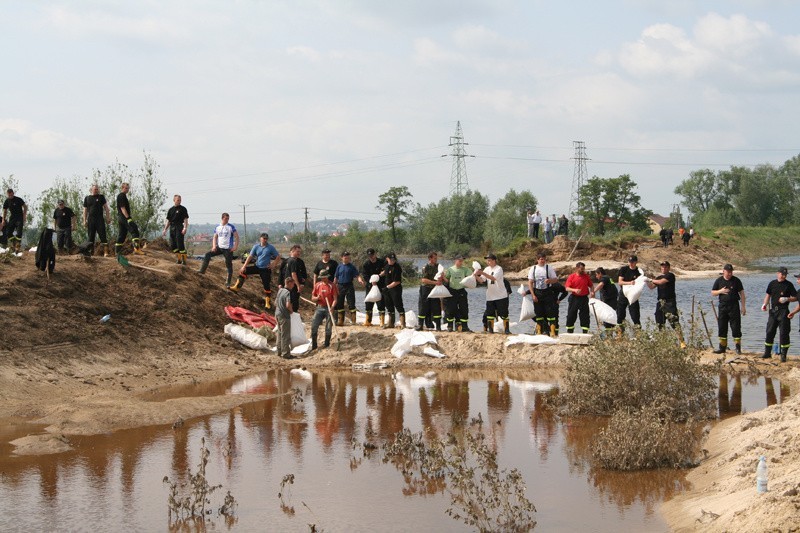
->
<box><xmin>303</xmin><ymin>207</ymin><xmax>310</xmax><ymax>246</ymax></box>
<box><xmin>240</xmin><ymin>204</ymin><xmax>249</xmax><ymax>244</ymax></box>
<box><xmin>444</xmin><ymin>121</ymin><xmax>474</xmax><ymax>196</ymax></box>
<box><xmin>568</xmin><ymin>141</ymin><xmax>589</xmax><ymax>224</ymax></box>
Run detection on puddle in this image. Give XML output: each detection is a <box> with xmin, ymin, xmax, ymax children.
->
<box><xmin>0</xmin><ymin>369</ymin><xmax>790</xmax><ymax>531</ymax></box>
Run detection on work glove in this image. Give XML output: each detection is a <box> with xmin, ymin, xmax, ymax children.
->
<box><xmin>779</xmin><ymin>297</ymin><xmax>789</xmax><ymax>304</ymax></box>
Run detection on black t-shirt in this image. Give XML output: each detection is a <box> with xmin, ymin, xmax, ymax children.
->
<box><xmin>654</xmin><ymin>272</ymin><xmax>676</xmax><ymax>300</ymax></box>
<box><xmin>166</xmin><ymin>205</ymin><xmax>189</xmax><ymax>226</ymax></box>
<box><xmin>314</xmin><ymin>259</ymin><xmax>338</xmax><ymax>279</ymax></box>
<box><xmin>618</xmin><ymin>265</ymin><xmax>641</xmax><ymax>283</ymax></box>
<box><xmin>384</xmin><ymin>262</ymin><xmax>402</xmax><ymax>285</ymax></box>
<box><xmin>551</xmin><ymin>282</ymin><xmax>568</xmax><ymax>302</ymax></box>
<box><xmin>83</xmin><ymin>194</ymin><xmax>107</xmax><ymax>219</ymax></box>
<box><xmin>53</xmin><ymin>207</ymin><xmax>75</xmax><ymax>229</ymax></box>
<box><xmin>116</xmin><ymin>192</ymin><xmax>131</xmax><ymax>218</ymax></box>
<box><xmin>362</xmin><ymin>258</ymin><xmax>386</xmax><ymax>288</ymax></box>
<box><xmin>766</xmin><ymin>279</ymin><xmax>797</xmax><ymax>309</ymax></box>
<box><xmin>597</xmin><ymin>275</ymin><xmax>618</xmax><ymax>303</ymax></box>
<box><xmin>286</xmin><ymin>257</ymin><xmax>307</xmax><ymax>284</ymax></box>
<box><xmin>712</xmin><ymin>275</ymin><xmax>744</xmax><ymax>306</ymax></box>
<box><xmin>3</xmin><ymin>196</ymin><xmax>25</xmax><ymax>218</ymax></box>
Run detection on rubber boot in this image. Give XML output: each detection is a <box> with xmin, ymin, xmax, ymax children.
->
<box><xmin>781</xmin><ymin>347</ymin><xmax>788</xmax><ymax>363</ymax></box>
<box><xmin>379</xmin><ymin>312</ymin><xmax>385</xmax><ymax>327</ymax></box>
<box><xmin>382</xmin><ymin>314</ymin><xmax>395</xmax><ymax>329</ymax></box>
<box><xmin>735</xmin><ymin>342</ymin><xmax>742</xmax><ymax>355</ymax></box>
<box><xmin>198</xmin><ymin>256</ymin><xmax>209</xmax><ymax>274</ymax></box>
<box><xmin>324</xmin><ymin>334</ymin><xmax>331</xmax><ymax>348</ymax></box>
<box><xmin>487</xmin><ymin>318</ymin><xmax>494</xmax><ymax>333</ymax></box>
<box><xmin>175</xmin><ymin>252</ymin><xmax>182</xmax><ymax>264</ymax></box>
<box><xmin>399</xmin><ymin>315</ymin><xmax>406</xmax><ymax>329</ymax></box>
<box><xmin>228</xmin><ymin>276</ymin><xmax>244</xmax><ymax>292</ymax></box>
<box><xmin>364</xmin><ymin>312</ymin><xmax>373</xmax><ymax>326</ymax></box>
<box><xmin>503</xmin><ymin>319</ymin><xmax>510</xmax><ymax>334</ymax></box>
<box><xmin>415</xmin><ymin>322</ymin><xmax>424</xmax><ymax>331</ymax></box>
<box><xmin>311</xmin><ymin>337</ymin><xmax>318</xmax><ymax>350</ymax></box>
<box><xmin>336</xmin><ymin>310</ymin><xmax>345</xmax><ymax>327</ymax></box>
<box><xmin>461</xmin><ymin>321</ymin><xmax>471</xmax><ymax>332</ymax></box>
<box><xmin>264</xmin><ymin>291</ymin><xmax>271</xmax><ymax>309</ymax></box>
<box><xmin>114</xmin><ymin>243</ymin><xmax>123</xmax><ymax>256</ymax></box>
<box><xmin>350</xmin><ymin>309</ymin><xmax>357</xmax><ymax>325</ymax></box>
<box><xmin>713</xmin><ymin>344</ymin><xmax>727</xmax><ymax>354</ymax></box>
<box><xmin>550</xmin><ymin>324</ymin><xmax>557</xmax><ymax>337</ymax></box>
<box><xmin>434</xmin><ymin>318</ymin><xmax>442</xmax><ymax>331</ymax></box>
<box><xmin>535</xmin><ymin>322</ymin><xmax>543</xmax><ymax>335</ymax></box>
<box><xmin>762</xmin><ymin>345</ymin><xmax>773</xmax><ymax>359</ymax></box>
<box><xmin>133</xmin><ymin>239</ymin><xmax>144</xmax><ymax>255</ymax></box>
<box><xmin>225</xmin><ymin>273</ymin><xmax>232</xmax><ymax>287</ymax></box>
<box><xmin>103</xmin><ymin>244</ymin><xmax>110</xmax><ymax>257</ymax></box>
<box><xmin>446</xmin><ymin>320</ymin><xmax>454</xmax><ymax>332</ymax></box>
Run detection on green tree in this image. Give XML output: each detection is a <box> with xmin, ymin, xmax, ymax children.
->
<box><xmin>483</xmin><ymin>189</ymin><xmax>538</xmax><ymax>248</ymax></box>
<box><xmin>409</xmin><ymin>190</ymin><xmax>489</xmax><ymax>254</ymax></box>
<box><xmin>673</xmin><ymin>169</ymin><xmax>720</xmax><ymax>218</ymax></box>
<box><xmin>576</xmin><ymin>175</ymin><xmax>650</xmax><ymax>235</ymax></box>
<box><xmin>377</xmin><ymin>186</ymin><xmax>414</xmax><ymax>244</ymax></box>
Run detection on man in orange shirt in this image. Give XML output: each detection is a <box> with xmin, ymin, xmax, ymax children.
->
<box><xmin>311</xmin><ymin>269</ymin><xmax>338</xmax><ymax>350</ymax></box>
<box><xmin>565</xmin><ymin>262</ymin><xmax>594</xmax><ymax>334</ymax></box>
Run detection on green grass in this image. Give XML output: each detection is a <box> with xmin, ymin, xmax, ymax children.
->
<box><xmin>704</xmin><ymin>226</ymin><xmax>800</xmax><ymax>260</ymax></box>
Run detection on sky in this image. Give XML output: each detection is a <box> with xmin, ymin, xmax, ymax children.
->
<box><xmin>3</xmin><ymin>0</ymin><xmax>800</xmax><ymax>225</ymax></box>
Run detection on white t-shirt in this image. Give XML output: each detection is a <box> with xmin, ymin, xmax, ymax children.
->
<box><xmin>215</xmin><ymin>223</ymin><xmax>237</xmax><ymax>250</ymax></box>
<box><xmin>532</xmin><ymin>213</ymin><xmax>542</xmax><ymax>224</ymax></box>
<box><xmin>527</xmin><ymin>213</ymin><xmax>535</xmax><ymax>224</ymax></box>
<box><xmin>528</xmin><ymin>264</ymin><xmax>557</xmax><ymax>290</ymax></box>
<box><xmin>480</xmin><ymin>265</ymin><xmax>507</xmax><ymax>301</ymax></box>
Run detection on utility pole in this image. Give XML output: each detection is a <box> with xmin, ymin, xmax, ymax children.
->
<box><xmin>240</xmin><ymin>204</ymin><xmax>249</xmax><ymax>244</ymax></box>
<box><xmin>303</xmin><ymin>207</ymin><xmax>310</xmax><ymax>246</ymax></box>
<box><xmin>443</xmin><ymin>121</ymin><xmax>474</xmax><ymax>196</ymax></box>
<box><xmin>568</xmin><ymin>141</ymin><xmax>589</xmax><ymax>225</ymax></box>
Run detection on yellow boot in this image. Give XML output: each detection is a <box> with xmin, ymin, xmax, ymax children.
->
<box><xmin>228</xmin><ymin>276</ymin><xmax>244</xmax><ymax>292</ymax></box>
<box><xmin>350</xmin><ymin>309</ymin><xmax>357</xmax><ymax>325</ymax></box>
<box><xmin>550</xmin><ymin>324</ymin><xmax>557</xmax><ymax>337</ymax></box>
<box><xmin>364</xmin><ymin>312</ymin><xmax>373</xmax><ymax>326</ymax></box>
<box><xmin>379</xmin><ymin>312</ymin><xmax>385</xmax><ymax>327</ymax></box>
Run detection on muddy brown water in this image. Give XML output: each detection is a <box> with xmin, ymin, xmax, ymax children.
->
<box><xmin>0</xmin><ymin>369</ymin><xmax>789</xmax><ymax>532</ymax></box>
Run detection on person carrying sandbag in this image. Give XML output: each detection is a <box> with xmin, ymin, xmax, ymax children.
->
<box><xmin>477</xmin><ymin>253</ymin><xmax>510</xmax><ymax>334</ymax></box>
<box><xmin>381</xmin><ymin>252</ymin><xmax>405</xmax><ymax>329</ymax></box>
<box><xmin>361</xmin><ymin>248</ymin><xmax>386</xmax><ymax>326</ymax></box>
<box><xmin>443</xmin><ymin>254</ymin><xmax>474</xmax><ymax>332</ymax></box>
<box><xmin>417</xmin><ymin>251</ymin><xmax>443</xmax><ymax>331</ymax></box>
<box><xmin>527</xmin><ymin>252</ymin><xmax>559</xmax><ymax>336</ymax></box>
<box><xmin>616</xmin><ymin>254</ymin><xmax>643</xmax><ymax>332</ymax></box>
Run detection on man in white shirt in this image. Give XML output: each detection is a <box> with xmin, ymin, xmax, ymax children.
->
<box><xmin>531</xmin><ymin>210</ymin><xmax>542</xmax><ymax>239</ymax></box>
<box><xmin>527</xmin><ymin>252</ymin><xmax>559</xmax><ymax>336</ymax></box>
<box><xmin>477</xmin><ymin>253</ymin><xmax>510</xmax><ymax>333</ymax></box>
<box><xmin>527</xmin><ymin>209</ymin><xmax>535</xmax><ymax>238</ymax></box>
<box><xmin>198</xmin><ymin>212</ymin><xmax>240</xmax><ymax>286</ymax></box>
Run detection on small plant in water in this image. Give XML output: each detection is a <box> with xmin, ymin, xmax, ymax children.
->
<box><xmin>163</xmin><ymin>437</ymin><xmax>237</xmax><ymax>526</ymax></box>
<box><xmin>278</xmin><ymin>473</ymin><xmax>296</xmax><ymax>516</ymax></box>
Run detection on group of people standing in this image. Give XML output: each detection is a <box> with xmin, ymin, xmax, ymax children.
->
<box><xmin>659</xmin><ymin>226</ymin><xmax>695</xmax><ymax>247</ymax></box>
<box><xmin>526</xmin><ymin>209</ymin><xmax>568</xmax><ymax>243</ymax></box>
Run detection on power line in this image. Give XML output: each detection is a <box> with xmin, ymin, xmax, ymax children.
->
<box><xmin>469</xmin><ymin>143</ymin><xmax>800</xmax><ymax>153</ymax></box>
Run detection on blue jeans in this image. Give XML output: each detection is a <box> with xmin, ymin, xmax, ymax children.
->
<box><xmin>311</xmin><ymin>307</ymin><xmax>333</xmax><ymax>346</ymax></box>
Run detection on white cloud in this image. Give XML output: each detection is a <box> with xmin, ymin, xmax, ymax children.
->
<box><xmin>42</xmin><ymin>5</ymin><xmax>190</xmax><ymax>43</ymax></box>
<box><xmin>452</xmin><ymin>24</ymin><xmax>523</xmax><ymax>53</ymax></box>
<box><xmin>287</xmin><ymin>45</ymin><xmax>322</xmax><ymax>62</ymax></box>
<box><xmin>693</xmin><ymin>12</ymin><xmax>771</xmax><ymax>54</ymax></box>
<box><xmin>0</xmin><ymin>119</ymin><xmax>104</xmax><ymax>160</ymax></box>
<box><xmin>619</xmin><ymin>23</ymin><xmax>711</xmax><ymax>77</ymax></box>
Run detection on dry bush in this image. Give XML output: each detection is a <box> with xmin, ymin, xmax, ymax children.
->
<box><xmin>592</xmin><ymin>405</ymin><xmax>702</xmax><ymax>471</ymax></box>
<box><xmin>558</xmin><ymin>327</ymin><xmax>716</xmax><ymax>422</ymax></box>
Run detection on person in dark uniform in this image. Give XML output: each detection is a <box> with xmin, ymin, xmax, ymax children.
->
<box><xmin>162</xmin><ymin>194</ymin><xmax>189</xmax><ymax>264</ymax></box>
<box><xmin>381</xmin><ymin>252</ymin><xmax>405</xmax><ymax>329</ymax></box>
<box><xmin>82</xmin><ymin>184</ymin><xmax>111</xmax><ymax>256</ymax></box>
<box><xmin>284</xmin><ymin>245</ymin><xmax>307</xmax><ymax>312</ymax></box>
<box><xmin>1</xmin><ymin>189</ymin><xmax>27</xmax><ymax>253</ymax></box>
<box><xmin>114</xmin><ymin>182</ymin><xmax>143</xmax><ymax>255</ymax></box>
<box><xmin>527</xmin><ymin>252</ymin><xmax>559</xmax><ymax>336</ymax></box>
<box><xmin>648</xmin><ymin>261</ymin><xmax>686</xmax><ymax>347</ymax></box>
<box><xmin>593</xmin><ymin>267</ymin><xmax>618</xmax><ymax>332</ymax></box>
<box><xmin>361</xmin><ymin>248</ymin><xmax>386</xmax><ymax>326</ymax></box>
<box><xmin>313</xmin><ymin>249</ymin><xmax>338</xmax><ymax>285</ymax></box>
<box><xmin>761</xmin><ymin>266</ymin><xmax>797</xmax><ymax>362</ymax></box>
<box><xmin>711</xmin><ymin>264</ymin><xmax>746</xmax><ymax>354</ymax></box>
<box><xmin>417</xmin><ymin>252</ymin><xmax>443</xmax><ymax>331</ymax></box>
<box><xmin>617</xmin><ymin>255</ymin><xmax>643</xmax><ymax>330</ymax></box>
<box><xmin>333</xmin><ymin>251</ymin><xmax>364</xmax><ymax>326</ymax></box>
<box><xmin>52</xmin><ymin>199</ymin><xmax>76</xmax><ymax>254</ymax></box>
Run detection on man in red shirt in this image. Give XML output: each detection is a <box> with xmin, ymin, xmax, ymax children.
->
<box><xmin>310</xmin><ymin>269</ymin><xmax>338</xmax><ymax>350</ymax></box>
<box><xmin>565</xmin><ymin>262</ymin><xmax>594</xmax><ymax>334</ymax></box>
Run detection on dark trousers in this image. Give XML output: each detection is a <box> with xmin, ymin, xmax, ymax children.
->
<box><xmin>335</xmin><ymin>282</ymin><xmax>356</xmax><ymax>311</ymax></box>
<box><xmin>655</xmin><ymin>298</ymin><xmax>680</xmax><ymax>329</ymax></box>
<box><xmin>616</xmin><ymin>294</ymin><xmax>641</xmax><ymax>328</ymax></box>
<box><xmin>86</xmin><ymin>217</ymin><xmax>107</xmax><ymax>245</ymax></box>
<box><xmin>566</xmin><ymin>295</ymin><xmax>590</xmax><ymax>333</ymax></box>
<box><xmin>290</xmin><ymin>285</ymin><xmax>301</xmax><ymax>312</ymax></box>
<box><xmin>56</xmin><ymin>228</ymin><xmax>73</xmax><ymax>251</ymax></box>
<box><xmin>418</xmin><ymin>285</ymin><xmax>441</xmax><ymax>327</ymax></box>
<box><xmin>201</xmin><ymin>248</ymin><xmax>233</xmax><ymax>276</ymax></box>
<box><xmin>446</xmin><ymin>288</ymin><xmax>469</xmax><ymax>328</ymax></box>
<box><xmin>765</xmin><ymin>308</ymin><xmax>790</xmax><ymax>350</ymax></box>
<box><xmin>533</xmin><ymin>223</ymin><xmax>540</xmax><ymax>239</ymax></box>
<box><xmin>533</xmin><ymin>289</ymin><xmax>557</xmax><ymax>333</ymax></box>
<box><xmin>365</xmin><ymin>286</ymin><xmax>386</xmax><ymax>313</ymax></box>
<box><xmin>485</xmin><ymin>297</ymin><xmax>509</xmax><ymax>321</ymax></box>
<box><xmin>382</xmin><ymin>286</ymin><xmax>404</xmax><ymax>316</ymax></box>
<box><xmin>0</xmin><ymin>216</ymin><xmax>23</xmax><ymax>246</ymax></box>
<box><xmin>116</xmin><ymin>215</ymin><xmax>140</xmax><ymax>245</ymax></box>
<box><xmin>169</xmin><ymin>226</ymin><xmax>186</xmax><ymax>253</ymax></box>
<box><xmin>717</xmin><ymin>304</ymin><xmax>742</xmax><ymax>344</ymax></box>
<box><xmin>241</xmin><ymin>265</ymin><xmax>271</xmax><ymax>291</ymax></box>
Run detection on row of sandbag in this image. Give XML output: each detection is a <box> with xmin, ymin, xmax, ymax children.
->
<box><xmin>365</xmin><ymin>262</ymin><xmax>484</xmax><ymax>303</ymax></box>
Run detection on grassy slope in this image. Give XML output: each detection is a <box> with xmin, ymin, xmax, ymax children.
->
<box><xmin>703</xmin><ymin>226</ymin><xmax>800</xmax><ymax>261</ymax></box>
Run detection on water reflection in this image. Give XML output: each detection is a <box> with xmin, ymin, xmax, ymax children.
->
<box><xmin>0</xmin><ymin>369</ymin><xmax>790</xmax><ymax>532</ymax></box>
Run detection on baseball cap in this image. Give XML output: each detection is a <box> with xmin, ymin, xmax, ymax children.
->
<box><xmin>484</xmin><ymin>253</ymin><xmax>497</xmax><ymax>260</ymax></box>
<box><xmin>366</xmin><ymin>248</ymin><xmax>376</xmax><ymax>255</ymax></box>
<box><xmin>723</xmin><ymin>264</ymin><xmax>734</xmax><ymax>271</ymax></box>
<box><xmin>321</xmin><ymin>248</ymin><xmax>331</xmax><ymax>254</ymax></box>
<box><xmin>454</xmin><ymin>254</ymin><xmax>465</xmax><ymax>260</ymax></box>
<box><xmin>386</xmin><ymin>252</ymin><xmax>397</xmax><ymax>260</ymax></box>
<box><xmin>260</xmin><ymin>232</ymin><xmax>269</xmax><ymax>239</ymax></box>
<box><xmin>341</xmin><ymin>251</ymin><xmax>350</xmax><ymax>256</ymax></box>
<box><xmin>628</xmin><ymin>255</ymin><xmax>638</xmax><ymax>262</ymax></box>
<box><xmin>778</xmin><ymin>266</ymin><xmax>788</xmax><ymax>275</ymax></box>
<box><xmin>660</xmin><ymin>261</ymin><xmax>670</xmax><ymax>267</ymax></box>
<box><xmin>57</xmin><ymin>199</ymin><xmax>65</xmax><ymax>205</ymax></box>
<box><xmin>318</xmin><ymin>269</ymin><xmax>330</xmax><ymax>279</ymax></box>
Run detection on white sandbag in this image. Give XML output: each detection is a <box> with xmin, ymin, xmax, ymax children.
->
<box><xmin>29</xmin><ymin>246</ymin><xmax>37</xmax><ymax>252</ymax></box>
<box><xmin>588</xmin><ymin>298</ymin><xmax>617</xmax><ymax>325</ymax></box>
<box><xmin>369</xmin><ymin>274</ymin><xmax>380</xmax><ymax>283</ymax></box>
<box><xmin>504</xmin><ymin>334</ymin><xmax>559</xmax><ymax>347</ymax></box>
<box><xmin>517</xmin><ymin>283</ymin><xmax>527</xmax><ymax>296</ymax></box>
<box><xmin>290</xmin><ymin>313</ymin><xmax>308</xmax><ymax>347</ymax></box>
<box><xmin>423</xmin><ymin>346</ymin><xmax>446</xmax><ymax>358</ymax></box>
<box><xmin>460</xmin><ymin>274</ymin><xmax>477</xmax><ymax>289</ymax></box>
<box><xmin>391</xmin><ymin>329</ymin><xmax>438</xmax><ymax>358</ymax></box>
<box><xmin>405</xmin><ymin>311</ymin><xmax>418</xmax><ymax>329</ymax></box>
<box><xmin>493</xmin><ymin>320</ymin><xmax>504</xmax><ymax>333</ymax></box>
<box><xmin>519</xmin><ymin>295</ymin><xmax>536</xmax><ymax>321</ymax></box>
<box><xmin>224</xmin><ymin>323</ymin><xmax>270</xmax><ymax>350</ymax></box>
<box><xmin>291</xmin><ymin>341</ymin><xmax>313</xmax><ymax>355</ymax></box>
<box><xmin>622</xmin><ymin>277</ymin><xmax>647</xmax><ymax>304</ymax></box>
<box><xmin>428</xmin><ymin>284</ymin><xmax>452</xmax><ymax>298</ymax></box>
<box><xmin>391</xmin><ymin>336</ymin><xmax>413</xmax><ymax>358</ymax></box>
<box><xmin>433</xmin><ymin>264</ymin><xmax>445</xmax><ymax>280</ymax></box>
<box><xmin>472</xmin><ymin>261</ymin><xmax>482</xmax><ymax>271</ymax></box>
<box><xmin>364</xmin><ymin>284</ymin><xmax>382</xmax><ymax>303</ymax></box>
